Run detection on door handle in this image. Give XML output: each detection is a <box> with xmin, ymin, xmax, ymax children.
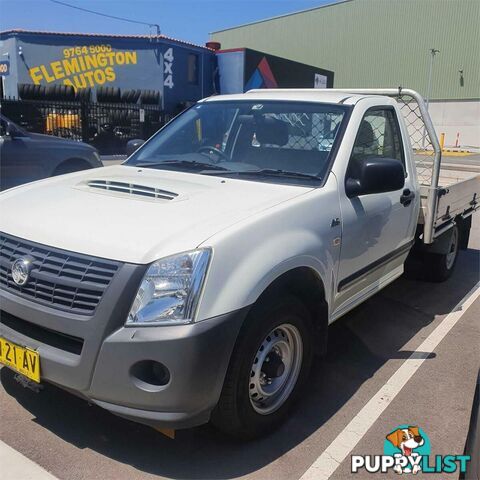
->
<box><xmin>400</xmin><ymin>188</ymin><xmax>415</xmax><ymax>206</ymax></box>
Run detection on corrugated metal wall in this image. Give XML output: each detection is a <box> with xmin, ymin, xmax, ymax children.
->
<box><xmin>211</xmin><ymin>0</ymin><xmax>480</xmax><ymax>100</ymax></box>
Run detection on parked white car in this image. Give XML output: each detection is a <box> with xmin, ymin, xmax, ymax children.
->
<box><xmin>0</xmin><ymin>89</ymin><xmax>478</xmax><ymax>439</ymax></box>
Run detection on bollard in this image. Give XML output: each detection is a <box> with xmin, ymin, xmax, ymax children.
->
<box><xmin>439</xmin><ymin>133</ymin><xmax>445</xmax><ymax>151</ymax></box>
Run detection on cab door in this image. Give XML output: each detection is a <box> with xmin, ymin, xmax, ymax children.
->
<box><xmin>332</xmin><ymin>105</ymin><xmax>418</xmax><ymax>318</ymax></box>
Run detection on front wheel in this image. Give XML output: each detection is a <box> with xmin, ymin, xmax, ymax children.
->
<box><xmin>212</xmin><ymin>295</ymin><xmax>313</xmax><ymax>439</ymax></box>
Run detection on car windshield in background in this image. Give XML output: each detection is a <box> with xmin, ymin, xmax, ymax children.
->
<box><xmin>127</xmin><ymin>100</ymin><xmax>349</xmax><ymax>184</ymax></box>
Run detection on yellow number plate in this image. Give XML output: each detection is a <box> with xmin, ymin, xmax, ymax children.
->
<box><xmin>0</xmin><ymin>337</ymin><xmax>40</xmax><ymax>383</ymax></box>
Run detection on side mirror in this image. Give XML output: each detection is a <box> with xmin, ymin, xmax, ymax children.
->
<box><xmin>345</xmin><ymin>156</ymin><xmax>405</xmax><ymax>198</ymax></box>
<box><xmin>126</xmin><ymin>138</ymin><xmax>145</xmax><ymax>156</ymax></box>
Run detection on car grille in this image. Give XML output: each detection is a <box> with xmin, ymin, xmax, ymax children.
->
<box><xmin>0</xmin><ymin>233</ymin><xmax>120</xmax><ymax>315</ymax></box>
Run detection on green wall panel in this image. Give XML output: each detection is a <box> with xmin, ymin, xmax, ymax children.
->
<box><xmin>211</xmin><ymin>0</ymin><xmax>480</xmax><ymax>100</ymax></box>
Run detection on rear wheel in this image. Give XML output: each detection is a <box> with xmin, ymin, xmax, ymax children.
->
<box><xmin>212</xmin><ymin>295</ymin><xmax>313</xmax><ymax>439</ymax></box>
<box><xmin>425</xmin><ymin>224</ymin><xmax>460</xmax><ymax>282</ymax></box>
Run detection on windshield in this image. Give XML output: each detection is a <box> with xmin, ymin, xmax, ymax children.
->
<box><xmin>126</xmin><ymin>100</ymin><xmax>349</xmax><ymax>184</ymax></box>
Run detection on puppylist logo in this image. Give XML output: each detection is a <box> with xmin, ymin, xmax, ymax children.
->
<box><xmin>351</xmin><ymin>425</ymin><xmax>470</xmax><ymax>474</ymax></box>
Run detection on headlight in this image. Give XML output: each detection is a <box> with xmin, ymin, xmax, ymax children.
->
<box><xmin>126</xmin><ymin>249</ymin><xmax>211</xmax><ymax>326</ymax></box>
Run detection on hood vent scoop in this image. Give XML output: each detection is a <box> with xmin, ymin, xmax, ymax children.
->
<box><xmin>87</xmin><ymin>180</ymin><xmax>178</xmax><ymax>201</ymax></box>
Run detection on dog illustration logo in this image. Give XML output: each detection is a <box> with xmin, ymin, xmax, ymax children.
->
<box><xmin>352</xmin><ymin>425</ymin><xmax>469</xmax><ymax>474</ymax></box>
<box><xmin>385</xmin><ymin>426</ymin><xmax>426</xmax><ymax>474</ymax></box>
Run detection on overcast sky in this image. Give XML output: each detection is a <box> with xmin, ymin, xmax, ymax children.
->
<box><xmin>0</xmin><ymin>0</ymin><xmax>337</xmax><ymax>45</ymax></box>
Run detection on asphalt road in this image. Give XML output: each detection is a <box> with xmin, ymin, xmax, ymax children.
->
<box><xmin>1</xmin><ymin>217</ymin><xmax>479</xmax><ymax>480</ymax></box>
<box><xmin>441</xmin><ymin>153</ymin><xmax>480</xmax><ymax>167</ymax></box>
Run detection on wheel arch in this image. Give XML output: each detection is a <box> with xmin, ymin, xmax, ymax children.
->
<box><xmin>250</xmin><ymin>266</ymin><xmax>329</xmax><ymax>356</ymax></box>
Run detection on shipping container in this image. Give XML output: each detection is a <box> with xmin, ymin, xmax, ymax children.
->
<box><xmin>216</xmin><ymin>47</ymin><xmax>334</xmax><ymax>94</ymax></box>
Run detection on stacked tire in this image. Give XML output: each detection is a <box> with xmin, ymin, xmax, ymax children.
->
<box><xmin>75</xmin><ymin>88</ymin><xmax>92</xmax><ymax>102</ymax></box>
<box><xmin>18</xmin><ymin>83</ymin><xmax>77</xmax><ymax>101</ymax></box>
<box><xmin>140</xmin><ymin>89</ymin><xmax>161</xmax><ymax>105</ymax></box>
<box><xmin>45</xmin><ymin>84</ymin><xmax>75</xmax><ymax>101</ymax></box>
<box><xmin>96</xmin><ymin>86</ymin><xmax>121</xmax><ymax>103</ymax></box>
<box><xmin>18</xmin><ymin>83</ymin><xmax>46</xmax><ymax>100</ymax></box>
<box><xmin>121</xmin><ymin>89</ymin><xmax>141</xmax><ymax>104</ymax></box>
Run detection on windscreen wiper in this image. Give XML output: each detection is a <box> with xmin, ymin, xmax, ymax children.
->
<box><xmin>253</xmin><ymin>169</ymin><xmax>321</xmax><ymax>181</ymax></box>
<box><xmin>133</xmin><ymin>160</ymin><xmax>229</xmax><ymax>171</ymax></box>
<box><xmin>203</xmin><ymin>168</ymin><xmax>321</xmax><ymax>181</ymax></box>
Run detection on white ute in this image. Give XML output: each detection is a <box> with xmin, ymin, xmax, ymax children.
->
<box><xmin>0</xmin><ymin>88</ymin><xmax>478</xmax><ymax>439</ymax></box>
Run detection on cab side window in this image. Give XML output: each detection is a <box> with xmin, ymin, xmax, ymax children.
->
<box><xmin>351</xmin><ymin>108</ymin><xmax>405</xmax><ymax>167</ymax></box>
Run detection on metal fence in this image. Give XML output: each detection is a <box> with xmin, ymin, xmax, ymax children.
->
<box><xmin>394</xmin><ymin>92</ymin><xmax>436</xmax><ymax>186</ymax></box>
<box><xmin>1</xmin><ymin>98</ymin><xmax>171</xmax><ymax>154</ymax></box>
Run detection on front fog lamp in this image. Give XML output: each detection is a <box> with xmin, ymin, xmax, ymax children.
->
<box><xmin>126</xmin><ymin>249</ymin><xmax>211</xmax><ymax>326</ymax></box>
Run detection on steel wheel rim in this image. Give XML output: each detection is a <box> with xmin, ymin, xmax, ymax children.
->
<box><xmin>249</xmin><ymin>323</ymin><xmax>303</xmax><ymax>415</ymax></box>
<box><xmin>446</xmin><ymin>227</ymin><xmax>459</xmax><ymax>270</ymax></box>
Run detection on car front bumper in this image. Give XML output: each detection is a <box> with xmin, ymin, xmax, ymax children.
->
<box><xmin>0</xmin><ymin>271</ymin><xmax>247</xmax><ymax>429</ymax></box>
<box><xmin>88</xmin><ymin>309</ymin><xmax>247</xmax><ymax>428</ymax></box>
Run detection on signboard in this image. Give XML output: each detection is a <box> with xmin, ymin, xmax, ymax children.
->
<box><xmin>28</xmin><ymin>44</ymin><xmax>138</xmax><ymax>90</ymax></box>
<box><xmin>0</xmin><ymin>60</ymin><xmax>10</xmax><ymax>76</ymax></box>
<box><xmin>11</xmin><ymin>36</ymin><xmax>164</xmax><ymax>99</ymax></box>
<box><xmin>314</xmin><ymin>73</ymin><xmax>327</xmax><ymax>89</ymax></box>
<box><xmin>243</xmin><ymin>48</ymin><xmax>334</xmax><ymax>91</ymax></box>
<box><xmin>0</xmin><ymin>31</ymin><xmax>217</xmax><ymax>115</ymax></box>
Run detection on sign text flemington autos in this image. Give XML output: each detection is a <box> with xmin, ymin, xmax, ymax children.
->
<box><xmin>28</xmin><ymin>44</ymin><xmax>137</xmax><ymax>90</ymax></box>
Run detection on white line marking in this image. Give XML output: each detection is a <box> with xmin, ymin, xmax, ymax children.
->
<box><xmin>300</xmin><ymin>282</ymin><xmax>480</xmax><ymax>480</ymax></box>
<box><xmin>0</xmin><ymin>440</ymin><xmax>58</xmax><ymax>480</ymax></box>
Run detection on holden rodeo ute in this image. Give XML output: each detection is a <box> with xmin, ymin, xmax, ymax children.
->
<box><xmin>0</xmin><ymin>88</ymin><xmax>478</xmax><ymax>439</ymax></box>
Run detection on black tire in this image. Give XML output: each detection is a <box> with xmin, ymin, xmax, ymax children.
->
<box><xmin>97</xmin><ymin>86</ymin><xmax>109</xmax><ymax>103</ymax></box>
<box><xmin>64</xmin><ymin>85</ymin><xmax>75</xmax><ymax>100</ymax></box>
<box><xmin>20</xmin><ymin>83</ymin><xmax>28</xmax><ymax>98</ymax></box>
<box><xmin>29</xmin><ymin>84</ymin><xmax>46</xmax><ymax>98</ymax></box>
<box><xmin>424</xmin><ymin>224</ymin><xmax>460</xmax><ymax>282</ymax></box>
<box><xmin>76</xmin><ymin>88</ymin><xmax>91</xmax><ymax>102</ymax></box>
<box><xmin>18</xmin><ymin>83</ymin><xmax>27</xmax><ymax>99</ymax></box>
<box><xmin>96</xmin><ymin>87</ymin><xmax>104</xmax><ymax>102</ymax></box>
<box><xmin>111</xmin><ymin>87</ymin><xmax>121</xmax><ymax>103</ymax></box>
<box><xmin>121</xmin><ymin>89</ymin><xmax>130</xmax><ymax>103</ymax></box>
<box><xmin>132</xmin><ymin>89</ymin><xmax>141</xmax><ymax>103</ymax></box>
<box><xmin>45</xmin><ymin>85</ymin><xmax>54</xmax><ymax>99</ymax></box>
<box><xmin>212</xmin><ymin>295</ymin><xmax>314</xmax><ymax>439</ymax></box>
<box><xmin>46</xmin><ymin>84</ymin><xmax>66</xmax><ymax>100</ymax></box>
<box><xmin>25</xmin><ymin>83</ymin><xmax>34</xmax><ymax>99</ymax></box>
<box><xmin>140</xmin><ymin>89</ymin><xmax>154</xmax><ymax>104</ymax></box>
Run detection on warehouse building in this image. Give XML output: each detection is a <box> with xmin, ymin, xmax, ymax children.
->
<box><xmin>0</xmin><ymin>30</ymin><xmax>217</xmax><ymax>115</ymax></box>
<box><xmin>211</xmin><ymin>0</ymin><xmax>479</xmax><ymax>148</ymax></box>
